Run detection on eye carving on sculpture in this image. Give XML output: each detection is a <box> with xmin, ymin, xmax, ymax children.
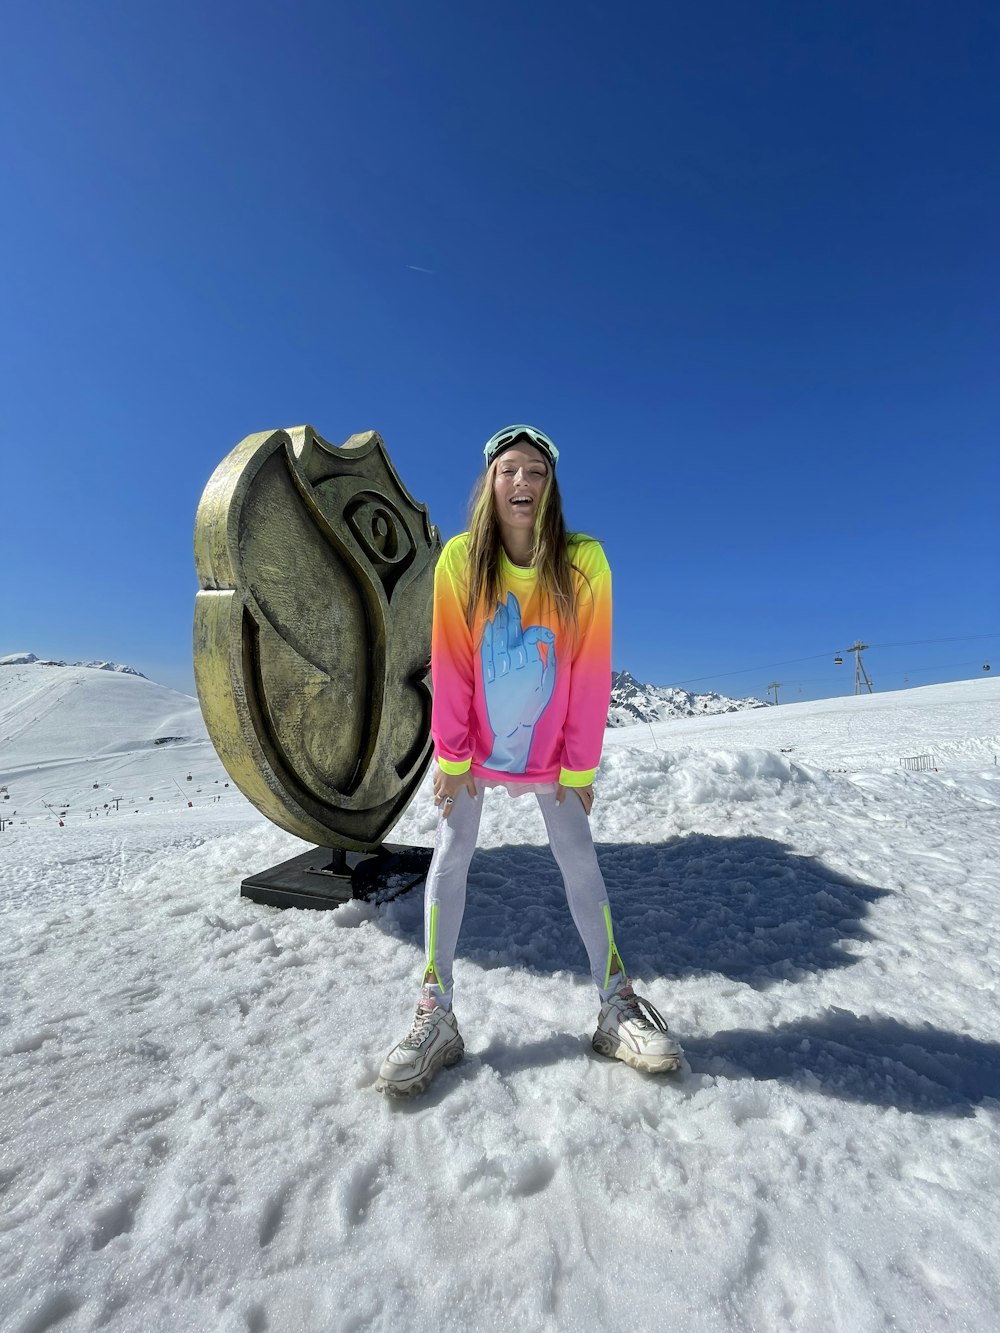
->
<box><xmin>345</xmin><ymin>494</ymin><xmax>415</xmax><ymax>595</ymax></box>
<box><xmin>367</xmin><ymin>506</ymin><xmax>400</xmax><ymax>560</ymax></box>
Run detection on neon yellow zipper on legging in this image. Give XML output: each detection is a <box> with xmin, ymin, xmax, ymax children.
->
<box><xmin>602</xmin><ymin>902</ymin><xmax>625</xmax><ymax>989</ymax></box>
<box><xmin>425</xmin><ymin>902</ymin><xmax>445</xmax><ymax>990</ymax></box>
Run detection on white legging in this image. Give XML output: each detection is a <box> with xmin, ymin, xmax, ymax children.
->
<box><xmin>422</xmin><ymin>784</ymin><xmax>626</xmax><ymax>1009</ymax></box>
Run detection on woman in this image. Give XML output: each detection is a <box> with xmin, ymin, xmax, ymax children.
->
<box><xmin>376</xmin><ymin>425</ymin><xmax>682</xmax><ymax>1096</ymax></box>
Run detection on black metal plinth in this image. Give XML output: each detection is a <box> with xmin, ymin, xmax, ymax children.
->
<box><xmin>240</xmin><ymin>842</ymin><xmax>433</xmax><ymax>911</ymax></box>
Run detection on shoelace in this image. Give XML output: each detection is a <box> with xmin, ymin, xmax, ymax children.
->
<box><xmin>618</xmin><ymin>991</ymin><xmax>670</xmax><ymax>1033</ymax></box>
<box><xmin>400</xmin><ymin>1005</ymin><xmax>436</xmax><ymax>1050</ymax></box>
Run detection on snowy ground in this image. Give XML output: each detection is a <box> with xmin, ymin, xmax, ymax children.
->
<box><xmin>2</xmin><ymin>668</ymin><xmax>999</xmax><ymax>1332</ymax></box>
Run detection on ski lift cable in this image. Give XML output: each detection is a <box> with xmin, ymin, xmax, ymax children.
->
<box><xmin>869</xmin><ymin>633</ymin><xmax>1000</xmax><ymax>651</ymax></box>
<box><xmin>760</xmin><ymin>659</ymin><xmax>993</xmax><ymax>688</ymax></box>
<box><xmin>664</xmin><ymin>633</ymin><xmax>999</xmax><ymax>689</ymax></box>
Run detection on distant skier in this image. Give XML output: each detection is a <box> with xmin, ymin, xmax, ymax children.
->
<box><xmin>376</xmin><ymin>425</ymin><xmax>682</xmax><ymax>1096</ymax></box>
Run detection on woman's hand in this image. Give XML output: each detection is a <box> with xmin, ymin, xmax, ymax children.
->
<box><xmin>433</xmin><ymin>766</ymin><xmax>477</xmax><ymax>819</ymax></box>
<box><xmin>555</xmin><ymin>784</ymin><xmax>594</xmax><ymax>816</ymax></box>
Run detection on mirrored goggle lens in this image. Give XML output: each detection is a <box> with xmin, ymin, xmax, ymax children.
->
<box><xmin>484</xmin><ymin>426</ymin><xmax>559</xmax><ymax>465</ymax></box>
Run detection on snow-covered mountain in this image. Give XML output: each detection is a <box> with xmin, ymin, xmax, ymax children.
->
<box><xmin>608</xmin><ymin>668</ymin><xmax>770</xmax><ymax>726</ymax></box>
<box><xmin>0</xmin><ymin>660</ymin><xmax>206</xmax><ymax>781</ymax></box>
<box><xmin>0</xmin><ymin>651</ymin><xmax>146</xmax><ymax>677</ymax></box>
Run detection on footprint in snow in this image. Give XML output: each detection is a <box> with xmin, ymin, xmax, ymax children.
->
<box><xmin>90</xmin><ymin>1186</ymin><xmax>144</xmax><ymax>1250</ymax></box>
<box><xmin>258</xmin><ymin>1183</ymin><xmax>290</xmax><ymax>1249</ymax></box>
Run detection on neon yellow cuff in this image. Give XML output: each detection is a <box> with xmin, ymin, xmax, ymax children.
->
<box><xmin>558</xmin><ymin>767</ymin><xmax>597</xmax><ymax>787</ymax></box>
<box><xmin>438</xmin><ymin>756</ymin><xmax>472</xmax><ymax>776</ymax></box>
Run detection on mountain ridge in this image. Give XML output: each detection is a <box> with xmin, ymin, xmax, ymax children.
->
<box><xmin>608</xmin><ymin>668</ymin><xmax>770</xmax><ymax>727</ymax></box>
<box><xmin>1</xmin><ymin>652</ymin><xmax>146</xmax><ymax>677</ymax></box>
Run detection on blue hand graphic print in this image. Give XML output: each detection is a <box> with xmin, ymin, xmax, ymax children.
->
<box><xmin>481</xmin><ymin>593</ymin><xmax>557</xmax><ymax>772</ymax></box>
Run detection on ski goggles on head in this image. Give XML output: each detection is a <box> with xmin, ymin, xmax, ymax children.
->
<box><xmin>483</xmin><ymin>424</ymin><xmax>560</xmax><ymax>469</ymax></box>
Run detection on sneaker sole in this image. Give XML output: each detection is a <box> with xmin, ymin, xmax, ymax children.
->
<box><xmin>375</xmin><ymin>1036</ymin><xmax>465</xmax><ymax>1098</ymax></box>
<box><xmin>592</xmin><ymin>1031</ymin><xmax>682</xmax><ymax>1074</ymax></box>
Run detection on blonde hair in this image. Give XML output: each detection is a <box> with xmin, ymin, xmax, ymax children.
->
<box><xmin>463</xmin><ymin>454</ymin><xmax>586</xmax><ymax>636</ymax></box>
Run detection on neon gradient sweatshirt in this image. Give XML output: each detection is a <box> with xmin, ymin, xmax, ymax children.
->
<box><xmin>431</xmin><ymin>533</ymin><xmax>612</xmax><ymax>787</ymax></box>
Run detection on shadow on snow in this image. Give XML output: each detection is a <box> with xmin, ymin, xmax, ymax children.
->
<box><xmin>686</xmin><ymin>1009</ymin><xmax>1000</xmax><ymax>1117</ymax></box>
<box><xmin>387</xmin><ymin>832</ymin><xmax>891</xmax><ymax>989</ymax></box>
<box><xmin>378</xmin><ymin>832</ymin><xmax>1000</xmax><ymax>1114</ymax></box>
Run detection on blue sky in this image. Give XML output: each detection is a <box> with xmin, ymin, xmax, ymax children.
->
<box><xmin>2</xmin><ymin>1</ymin><xmax>997</xmax><ymax>704</ymax></box>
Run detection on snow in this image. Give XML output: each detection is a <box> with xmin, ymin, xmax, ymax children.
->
<box><xmin>2</xmin><ymin>666</ymin><xmax>1000</xmax><ymax>1331</ymax></box>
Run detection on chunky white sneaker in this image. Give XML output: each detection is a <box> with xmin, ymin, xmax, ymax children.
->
<box><xmin>593</xmin><ymin>984</ymin><xmax>683</xmax><ymax>1074</ymax></box>
<box><xmin>375</xmin><ymin>988</ymin><xmax>465</xmax><ymax>1097</ymax></box>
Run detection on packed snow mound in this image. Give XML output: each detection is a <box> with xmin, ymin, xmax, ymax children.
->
<box><xmin>602</xmin><ymin>744</ymin><xmax>821</xmax><ymax>809</ymax></box>
<box><xmin>0</xmin><ymin>652</ymin><xmax>145</xmax><ymax>676</ymax></box>
<box><xmin>608</xmin><ymin>668</ymin><xmax>769</xmax><ymax>726</ymax></box>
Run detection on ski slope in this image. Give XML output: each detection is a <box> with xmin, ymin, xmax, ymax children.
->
<box><xmin>1</xmin><ymin>666</ymin><xmax>999</xmax><ymax>1332</ymax></box>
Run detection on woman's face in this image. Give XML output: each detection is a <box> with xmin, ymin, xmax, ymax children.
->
<box><xmin>492</xmin><ymin>442</ymin><xmax>550</xmax><ymax>540</ymax></box>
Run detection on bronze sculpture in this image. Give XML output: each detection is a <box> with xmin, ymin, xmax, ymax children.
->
<box><xmin>194</xmin><ymin>425</ymin><xmax>441</xmax><ymax>905</ymax></box>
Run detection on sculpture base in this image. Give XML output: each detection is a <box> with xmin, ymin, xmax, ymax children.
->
<box><xmin>241</xmin><ymin>843</ymin><xmax>433</xmax><ymax>911</ymax></box>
